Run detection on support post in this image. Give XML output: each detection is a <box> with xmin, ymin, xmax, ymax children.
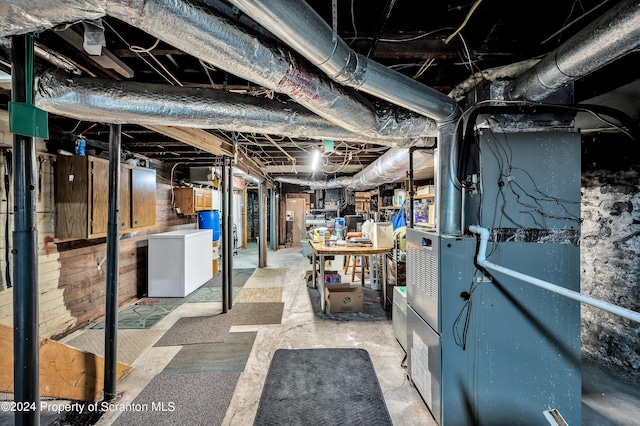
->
<box><xmin>226</xmin><ymin>158</ymin><xmax>233</xmax><ymax>309</ymax></box>
<box><xmin>104</xmin><ymin>124</ymin><xmax>121</xmax><ymax>401</ymax></box>
<box><xmin>11</xmin><ymin>33</ymin><xmax>40</xmax><ymax>426</ymax></box>
<box><xmin>221</xmin><ymin>158</ymin><xmax>229</xmax><ymax>313</ymax></box>
<box><xmin>258</xmin><ymin>181</ymin><xmax>267</xmax><ymax>267</ymax></box>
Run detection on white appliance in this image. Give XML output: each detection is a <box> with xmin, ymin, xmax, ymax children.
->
<box><xmin>148</xmin><ymin>229</ymin><xmax>213</xmax><ymax>297</ymax></box>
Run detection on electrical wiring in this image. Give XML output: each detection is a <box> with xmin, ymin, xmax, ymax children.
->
<box><xmin>103</xmin><ymin>20</ymin><xmax>180</xmax><ymax>87</ymax></box>
<box><xmin>412</xmin><ymin>58</ymin><xmax>435</xmax><ymax>80</ymax></box>
<box><xmin>453</xmin><ymin>269</ymin><xmax>485</xmax><ymax>350</ymax></box>
<box><xmin>444</xmin><ymin>0</ymin><xmax>484</xmax><ymax>44</ymax></box>
<box><xmin>380</xmin><ymin>27</ymin><xmax>454</xmax><ymax>43</ymax></box>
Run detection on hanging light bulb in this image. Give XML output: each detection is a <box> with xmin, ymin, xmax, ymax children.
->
<box><xmin>311</xmin><ymin>149</ymin><xmax>320</xmax><ymax>171</ymax></box>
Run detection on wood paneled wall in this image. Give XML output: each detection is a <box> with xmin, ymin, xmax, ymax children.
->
<box><xmin>0</xmin><ymin>151</ymin><xmax>195</xmax><ymax>339</ymax></box>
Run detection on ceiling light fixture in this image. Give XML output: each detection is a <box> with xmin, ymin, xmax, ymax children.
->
<box><xmin>311</xmin><ymin>149</ymin><xmax>320</xmax><ymax>171</ymax></box>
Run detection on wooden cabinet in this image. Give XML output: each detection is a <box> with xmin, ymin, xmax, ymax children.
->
<box><xmin>131</xmin><ymin>167</ymin><xmax>157</xmax><ymax>228</ymax></box>
<box><xmin>55</xmin><ymin>155</ymin><xmax>156</xmax><ymax>240</ymax></box>
<box><xmin>174</xmin><ymin>187</ymin><xmax>213</xmax><ymax>215</ymax></box>
<box><xmin>355</xmin><ymin>191</ymin><xmax>371</xmax><ymax>213</ymax></box>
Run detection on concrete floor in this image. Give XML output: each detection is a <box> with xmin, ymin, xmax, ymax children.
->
<box><xmin>96</xmin><ymin>243</ymin><xmax>639</xmax><ymax>426</ymax></box>
<box><xmin>94</xmin><ymin>244</ymin><xmax>432</xmax><ymax>425</ymax></box>
<box><xmin>3</xmin><ymin>243</ymin><xmax>639</xmax><ymax>425</ymax></box>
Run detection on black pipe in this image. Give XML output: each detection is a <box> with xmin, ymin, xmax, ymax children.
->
<box><xmin>226</xmin><ymin>157</ymin><xmax>233</xmax><ymax>309</ymax></box>
<box><xmin>366</xmin><ymin>0</ymin><xmax>398</xmax><ymax>58</ymax></box>
<box><xmin>104</xmin><ymin>124</ymin><xmax>121</xmax><ymax>401</ymax></box>
<box><xmin>11</xmin><ymin>33</ymin><xmax>40</xmax><ymax>426</ymax></box>
<box><xmin>221</xmin><ymin>157</ymin><xmax>229</xmax><ymax>313</ymax></box>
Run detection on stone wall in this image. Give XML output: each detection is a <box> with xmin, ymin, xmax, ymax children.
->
<box><xmin>581</xmin><ymin>139</ymin><xmax>640</xmax><ymax>382</ymax></box>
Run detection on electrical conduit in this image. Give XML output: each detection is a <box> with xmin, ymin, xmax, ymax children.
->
<box><xmin>468</xmin><ymin>225</ymin><xmax>640</xmax><ymax>324</ymax></box>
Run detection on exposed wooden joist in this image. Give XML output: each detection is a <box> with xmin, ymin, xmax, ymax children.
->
<box><xmin>143</xmin><ymin>125</ymin><xmax>232</xmax><ymax>157</ymax></box>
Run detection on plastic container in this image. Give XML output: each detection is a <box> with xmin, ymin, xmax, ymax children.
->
<box><xmin>75</xmin><ymin>138</ymin><xmax>86</xmax><ymax>156</ymax></box>
<box><xmin>361</xmin><ymin>219</ymin><xmax>372</xmax><ymax>238</ymax></box>
<box><xmin>371</xmin><ymin>255</ymin><xmax>379</xmax><ymax>290</ymax></box>
<box><xmin>197</xmin><ymin>210</ymin><xmax>221</xmax><ymax>241</ymax></box>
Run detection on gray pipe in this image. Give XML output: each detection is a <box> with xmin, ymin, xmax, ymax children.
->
<box><xmin>276</xmin><ymin>147</ymin><xmax>434</xmax><ymax>191</ymax></box>
<box><xmin>0</xmin><ymin>0</ymin><xmax>438</xmax><ymax>141</ymax></box>
<box><xmin>229</xmin><ymin>0</ymin><xmax>460</xmax><ymax>124</ymax></box>
<box><xmin>507</xmin><ymin>0</ymin><xmax>640</xmax><ymax>101</ymax></box>
<box><xmin>35</xmin><ymin>69</ymin><xmax>412</xmax><ymax>145</ymax></box>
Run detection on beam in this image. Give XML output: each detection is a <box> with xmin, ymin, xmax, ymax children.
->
<box><xmin>143</xmin><ymin>125</ymin><xmax>232</xmax><ymax>157</ymax></box>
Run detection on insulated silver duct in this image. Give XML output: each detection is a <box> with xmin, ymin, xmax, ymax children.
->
<box><xmin>34</xmin><ymin>69</ymin><xmax>398</xmax><ymax>145</ymax></box>
<box><xmin>229</xmin><ymin>0</ymin><xmax>460</xmax><ymax>124</ymax></box>
<box><xmin>0</xmin><ymin>0</ymin><xmax>438</xmax><ymax>142</ymax></box>
<box><xmin>507</xmin><ymin>0</ymin><xmax>640</xmax><ymax>101</ymax></box>
<box><xmin>276</xmin><ymin>148</ymin><xmax>434</xmax><ymax>191</ymax></box>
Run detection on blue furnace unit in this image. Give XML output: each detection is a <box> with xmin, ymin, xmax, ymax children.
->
<box><xmin>407</xmin><ymin>131</ymin><xmax>582</xmax><ymax>425</ymax></box>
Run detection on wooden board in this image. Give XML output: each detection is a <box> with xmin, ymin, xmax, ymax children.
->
<box><xmin>0</xmin><ymin>324</ymin><xmax>133</xmax><ymax>401</ymax></box>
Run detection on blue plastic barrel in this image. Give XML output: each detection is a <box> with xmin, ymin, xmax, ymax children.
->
<box><xmin>198</xmin><ymin>210</ymin><xmax>221</xmax><ymax>241</ymax></box>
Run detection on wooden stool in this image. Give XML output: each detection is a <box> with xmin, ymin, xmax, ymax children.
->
<box><xmin>344</xmin><ymin>255</ymin><xmax>369</xmax><ymax>282</ymax></box>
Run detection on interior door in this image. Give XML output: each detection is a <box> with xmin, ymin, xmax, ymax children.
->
<box><xmin>285</xmin><ymin>198</ymin><xmax>306</xmax><ymax>247</ymax></box>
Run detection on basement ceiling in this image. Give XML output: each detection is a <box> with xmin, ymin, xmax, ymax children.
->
<box><xmin>0</xmin><ymin>0</ymin><xmax>639</xmax><ymax>185</ymax></box>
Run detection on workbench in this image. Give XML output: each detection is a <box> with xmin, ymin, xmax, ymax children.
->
<box><xmin>309</xmin><ymin>240</ymin><xmax>393</xmax><ymax>313</ymax></box>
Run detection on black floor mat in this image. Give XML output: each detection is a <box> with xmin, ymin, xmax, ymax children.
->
<box><xmin>254</xmin><ymin>348</ymin><xmax>392</xmax><ymax>426</ymax></box>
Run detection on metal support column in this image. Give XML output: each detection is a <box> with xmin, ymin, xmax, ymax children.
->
<box><xmin>226</xmin><ymin>158</ymin><xmax>233</xmax><ymax>309</ymax></box>
<box><xmin>269</xmin><ymin>188</ymin><xmax>277</xmax><ymax>251</ymax></box>
<box><xmin>221</xmin><ymin>158</ymin><xmax>229</xmax><ymax>313</ymax></box>
<box><xmin>258</xmin><ymin>181</ymin><xmax>267</xmax><ymax>267</ymax></box>
<box><xmin>104</xmin><ymin>124</ymin><xmax>121</xmax><ymax>401</ymax></box>
<box><xmin>11</xmin><ymin>33</ymin><xmax>40</xmax><ymax>426</ymax></box>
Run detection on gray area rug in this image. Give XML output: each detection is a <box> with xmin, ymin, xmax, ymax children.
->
<box><xmin>253</xmin><ymin>348</ymin><xmax>392</xmax><ymax>426</ymax></box>
<box><xmin>92</xmin><ymin>268</ymin><xmax>254</xmax><ymax>330</ymax></box>
<box><xmin>153</xmin><ymin>312</ymin><xmax>234</xmax><ymax>347</ymax></box>
<box><xmin>308</xmin><ymin>286</ymin><xmax>390</xmax><ymax>322</ymax></box>
<box><xmin>113</xmin><ymin>371</ymin><xmax>240</xmax><ymax>426</ymax></box>
<box><xmin>231</xmin><ymin>302</ymin><xmax>284</xmax><ymax>326</ymax></box>
<box><xmin>163</xmin><ymin>332</ymin><xmax>257</xmax><ymax>373</ymax></box>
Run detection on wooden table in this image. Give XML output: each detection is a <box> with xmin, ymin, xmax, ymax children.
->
<box><xmin>309</xmin><ymin>240</ymin><xmax>393</xmax><ymax>313</ymax></box>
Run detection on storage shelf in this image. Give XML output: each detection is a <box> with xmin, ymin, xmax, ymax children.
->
<box><xmin>413</xmin><ymin>193</ymin><xmax>435</xmax><ymax>199</ymax></box>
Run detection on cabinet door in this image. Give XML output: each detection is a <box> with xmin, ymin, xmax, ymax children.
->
<box><xmin>195</xmin><ymin>190</ymin><xmax>206</xmax><ymax>210</ymax></box>
<box><xmin>55</xmin><ymin>155</ymin><xmax>90</xmax><ymax>239</ymax></box>
<box><xmin>120</xmin><ymin>165</ymin><xmax>131</xmax><ymax>230</ymax></box>
<box><xmin>90</xmin><ymin>158</ymin><xmax>109</xmax><ymax>236</ymax></box>
<box><xmin>203</xmin><ymin>190</ymin><xmax>213</xmax><ymax>210</ymax></box>
<box><xmin>131</xmin><ymin>167</ymin><xmax>156</xmax><ymax>228</ymax></box>
<box><xmin>174</xmin><ymin>187</ymin><xmax>196</xmax><ymax>215</ymax></box>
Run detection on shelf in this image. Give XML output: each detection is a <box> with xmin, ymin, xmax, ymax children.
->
<box><xmin>413</xmin><ymin>193</ymin><xmax>435</xmax><ymax>199</ymax></box>
<box><xmin>380</xmin><ymin>205</ymin><xmax>401</xmax><ymax>210</ymax></box>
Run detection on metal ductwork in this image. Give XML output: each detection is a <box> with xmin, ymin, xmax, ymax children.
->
<box><xmin>0</xmin><ymin>0</ymin><xmax>459</xmax><ymax>232</ymax></box>
<box><xmin>228</xmin><ymin>0</ymin><xmax>460</xmax><ymax>124</ymax></box>
<box><xmin>34</xmin><ymin>69</ymin><xmax>401</xmax><ymax>146</ymax></box>
<box><xmin>507</xmin><ymin>0</ymin><xmax>640</xmax><ymax>101</ymax></box>
<box><xmin>276</xmin><ymin>147</ymin><xmax>434</xmax><ymax>191</ymax></box>
<box><xmin>228</xmin><ymin>0</ymin><xmax>461</xmax><ymax>233</ymax></box>
<box><xmin>0</xmin><ymin>0</ymin><xmax>438</xmax><ymax>143</ymax></box>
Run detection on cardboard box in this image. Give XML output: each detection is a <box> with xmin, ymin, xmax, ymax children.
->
<box><xmin>325</xmin><ymin>286</ymin><xmax>364</xmax><ymax>313</ymax></box>
<box><xmin>371</xmin><ymin>222</ymin><xmax>394</xmax><ymax>248</ymax></box>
